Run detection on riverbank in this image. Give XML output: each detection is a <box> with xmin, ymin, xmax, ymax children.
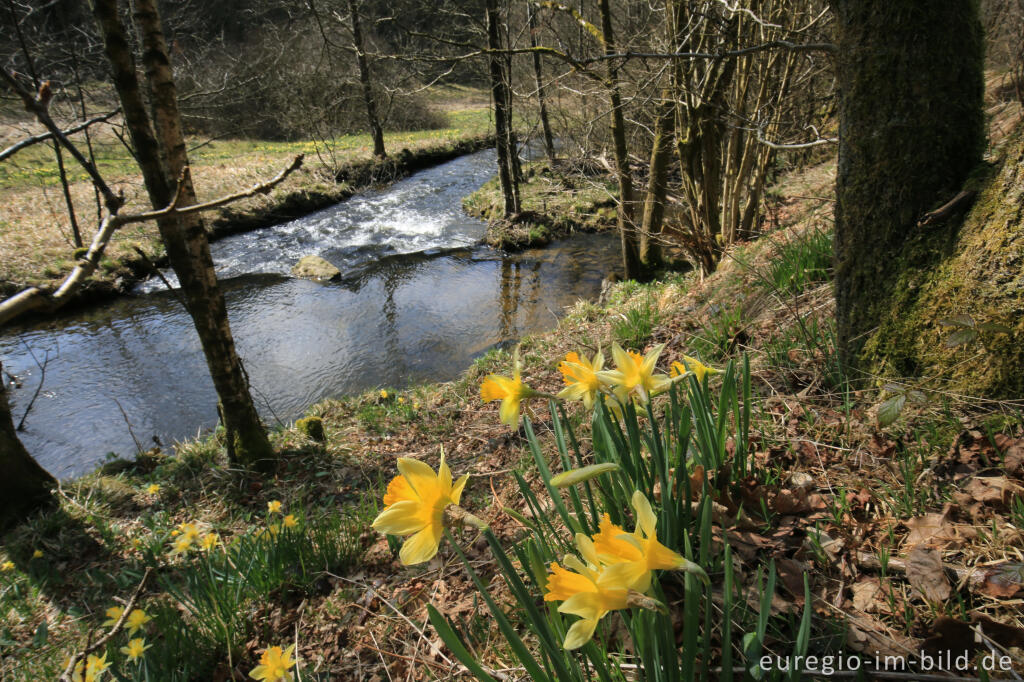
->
<box><xmin>4</xmin><ymin>150</ymin><xmax>1023</xmax><ymax>680</ymax></box>
<box><xmin>463</xmin><ymin>159</ymin><xmax>619</xmax><ymax>249</ymax></box>
<box><xmin>0</xmin><ymin>104</ymin><xmax>492</xmax><ymax>316</ymax></box>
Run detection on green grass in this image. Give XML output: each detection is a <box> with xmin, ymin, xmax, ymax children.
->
<box><xmin>611</xmin><ymin>294</ymin><xmax>661</xmax><ymax>347</ymax></box>
<box><xmin>762</xmin><ymin>227</ymin><xmax>833</xmax><ymax>296</ymax></box>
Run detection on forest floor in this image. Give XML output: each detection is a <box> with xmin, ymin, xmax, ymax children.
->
<box><xmin>0</xmin><ymin>85</ymin><xmax>493</xmax><ymax>303</ymax></box>
<box><xmin>3</xmin><ymin>133</ymin><xmax>1024</xmax><ymax>681</ymax></box>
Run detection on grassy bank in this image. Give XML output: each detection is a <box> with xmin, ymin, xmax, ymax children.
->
<box><xmin>463</xmin><ymin>160</ymin><xmax>618</xmax><ymax>249</ymax></box>
<box><xmin>0</xmin><ymin>96</ymin><xmax>492</xmax><ymax>306</ymax></box>
<box><xmin>3</xmin><ymin>150</ymin><xmax>1023</xmax><ymax>680</ymax></box>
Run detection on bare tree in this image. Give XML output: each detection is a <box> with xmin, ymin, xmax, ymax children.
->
<box><xmin>93</xmin><ymin>0</ymin><xmax>276</xmax><ymax>467</ymax></box>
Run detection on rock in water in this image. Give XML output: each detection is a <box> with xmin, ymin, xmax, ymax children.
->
<box><xmin>291</xmin><ymin>255</ymin><xmax>340</xmax><ymax>281</ymax></box>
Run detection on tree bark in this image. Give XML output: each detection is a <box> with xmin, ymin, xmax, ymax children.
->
<box><xmin>639</xmin><ymin>90</ymin><xmax>674</xmax><ymax>269</ymax></box>
<box><xmin>347</xmin><ymin>0</ymin><xmax>386</xmax><ymax>159</ymax></box>
<box><xmin>486</xmin><ymin>0</ymin><xmax>520</xmax><ymax>216</ymax></box>
<box><xmin>527</xmin><ymin>5</ymin><xmax>555</xmax><ymax>163</ymax></box>
<box><xmin>598</xmin><ymin>0</ymin><xmax>641</xmax><ymax>280</ymax></box>
<box><xmin>0</xmin><ymin>361</ymin><xmax>56</xmax><ymax>529</ymax></box>
<box><xmin>93</xmin><ymin>0</ymin><xmax>274</xmax><ymax>469</ymax></box>
<box><xmin>833</xmin><ymin>0</ymin><xmax>985</xmax><ymax>364</ymax></box>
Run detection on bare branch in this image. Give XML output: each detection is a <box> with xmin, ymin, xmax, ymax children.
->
<box><xmin>1</xmin><ymin>70</ymin><xmax>122</xmax><ymax>212</ymax></box>
<box><xmin>0</xmin><ymin>109</ymin><xmax>120</xmax><ymax>162</ymax></box>
<box><xmin>0</xmin><ymin>155</ymin><xmax>304</xmax><ymax>327</ymax></box>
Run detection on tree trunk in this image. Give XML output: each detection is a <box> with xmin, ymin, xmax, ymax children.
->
<box><xmin>0</xmin><ymin>362</ymin><xmax>56</xmax><ymax>529</ymax></box>
<box><xmin>527</xmin><ymin>5</ymin><xmax>555</xmax><ymax>163</ymax></box>
<box><xmin>94</xmin><ymin>0</ymin><xmax>275</xmax><ymax>469</ymax></box>
<box><xmin>486</xmin><ymin>0</ymin><xmax>520</xmax><ymax>216</ymax></box>
<box><xmin>639</xmin><ymin>90</ymin><xmax>674</xmax><ymax>269</ymax></box>
<box><xmin>598</xmin><ymin>0</ymin><xmax>641</xmax><ymax>280</ymax></box>
<box><xmin>347</xmin><ymin>0</ymin><xmax>386</xmax><ymax>159</ymax></box>
<box><xmin>833</xmin><ymin>1</ymin><xmax>985</xmax><ymax>364</ymax></box>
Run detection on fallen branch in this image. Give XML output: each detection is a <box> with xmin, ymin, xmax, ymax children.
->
<box><xmin>0</xmin><ymin>109</ymin><xmax>120</xmax><ymax>162</ymax></box>
<box><xmin>917</xmin><ymin>190</ymin><xmax>977</xmax><ymax>227</ymax></box>
<box><xmin>58</xmin><ymin>568</ymin><xmax>152</xmax><ymax>682</ymax></box>
<box><xmin>0</xmin><ymin>155</ymin><xmax>303</xmax><ymax>327</ymax></box>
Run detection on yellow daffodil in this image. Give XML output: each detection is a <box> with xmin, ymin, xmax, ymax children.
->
<box><xmin>592</xmin><ymin>492</ymin><xmax>707</xmax><ymax>592</ymax></box>
<box><xmin>120</xmin><ymin>638</ymin><xmax>150</xmax><ymax>661</ymax></box>
<box><xmin>557</xmin><ymin>350</ymin><xmax>605</xmax><ymax>409</ymax></box>
<box><xmin>102</xmin><ymin>606</ymin><xmax>124</xmax><ymax>627</ymax></box>
<box><xmin>170</xmin><ymin>535</ymin><xmax>193</xmax><ymax>556</ymax></box>
<box><xmin>249</xmin><ymin>644</ymin><xmax>297</xmax><ymax>682</ymax></box>
<box><xmin>125</xmin><ymin>608</ymin><xmax>151</xmax><ymax>635</ymax></box>
<box><xmin>32</xmin><ymin>550</ymin><xmax>43</xmax><ymax>559</ymax></box>
<box><xmin>200</xmin><ymin>533</ymin><xmax>220</xmax><ymax>551</ymax></box>
<box><xmin>267</xmin><ymin>500</ymin><xmax>282</xmax><ymax>514</ymax></box>
<box><xmin>480</xmin><ymin>350</ymin><xmax>542</xmax><ymax>427</ymax></box>
<box><xmin>84</xmin><ymin>652</ymin><xmax>109</xmax><ymax>682</ymax></box>
<box><xmin>146</xmin><ymin>483</ymin><xmax>160</xmax><ymax>495</ymax></box>
<box><xmin>372</xmin><ymin>452</ymin><xmax>469</xmax><ymax>565</ymax></box>
<box><xmin>670</xmin><ymin>355</ymin><xmax>720</xmax><ymax>384</ymax></box>
<box><xmin>178</xmin><ymin>522</ymin><xmax>201</xmax><ymax>541</ymax></box>
<box><xmin>544</xmin><ymin>538</ymin><xmax>630</xmax><ymax>650</ymax></box>
<box><xmin>282</xmin><ymin>514</ymin><xmax>298</xmax><ymax>529</ymax></box>
<box><xmin>1</xmin><ymin>561</ymin><xmax>13</xmax><ymax>572</ymax></box>
<box><xmin>597</xmin><ymin>343</ymin><xmax>672</xmax><ymax>404</ymax></box>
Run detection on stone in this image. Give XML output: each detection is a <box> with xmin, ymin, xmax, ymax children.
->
<box><xmin>291</xmin><ymin>255</ymin><xmax>340</xmax><ymax>281</ymax></box>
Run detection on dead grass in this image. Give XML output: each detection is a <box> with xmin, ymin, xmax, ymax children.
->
<box><xmin>0</xmin><ymin>99</ymin><xmax>492</xmax><ymax>294</ymax></box>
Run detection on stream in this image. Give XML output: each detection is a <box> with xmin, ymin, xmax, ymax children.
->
<box><xmin>1</xmin><ymin>149</ymin><xmax>620</xmax><ymax>478</ymax></box>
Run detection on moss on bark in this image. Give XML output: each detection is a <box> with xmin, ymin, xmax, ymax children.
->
<box><xmin>833</xmin><ymin>1</ymin><xmax>985</xmax><ymax>363</ymax></box>
<box><xmin>861</xmin><ymin>129</ymin><xmax>1024</xmax><ymax>398</ymax></box>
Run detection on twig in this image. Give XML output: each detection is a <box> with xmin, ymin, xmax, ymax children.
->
<box><xmin>58</xmin><ymin>568</ymin><xmax>152</xmax><ymax>682</ymax></box>
<box><xmin>15</xmin><ymin>341</ymin><xmax>48</xmax><ymax>431</ymax></box>
<box><xmin>112</xmin><ymin>397</ymin><xmax>145</xmax><ymax>454</ymax></box>
<box><xmin>0</xmin><ymin>109</ymin><xmax>120</xmax><ymax>162</ymax></box>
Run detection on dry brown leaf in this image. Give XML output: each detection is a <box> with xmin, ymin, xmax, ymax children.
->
<box><xmin>965</xmin><ymin>475</ymin><xmax>1022</xmax><ymax>506</ymax></box>
<box><xmin>775</xmin><ymin>558</ymin><xmax>809</xmax><ymax>605</ymax></box>
<box><xmin>995</xmin><ymin>434</ymin><xmax>1024</xmax><ymax>474</ymax></box>
<box><xmin>850</xmin><ymin>578</ymin><xmax>882</xmax><ymax>613</ymax></box>
<box><xmin>975</xmin><ymin>562</ymin><xmax>1024</xmax><ymax>598</ymax></box>
<box><xmin>904</xmin><ymin>506</ymin><xmax>954</xmax><ymax>547</ymax></box>
<box><xmin>906</xmin><ymin>546</ymin><xmax>952</xmax><ymax>602</ymax></box>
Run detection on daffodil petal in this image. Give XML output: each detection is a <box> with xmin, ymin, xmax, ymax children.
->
<box><xmin>396</xmin><ymin>457</ymin><xmax>438</xmax><ymax>497</ymax></box>
<box><xmin>563</xmin><ymin>617</ymin><xmax>599</xmax><ymax>650</ymax></box>
<box><xmin>372</xmin><ymin>501</ymin><xmax>427</xmax><ymax>535</ymax></box>
<box><xmin>498</xmin><ymin>397</ymin><xmax>521</xmax><ymax>427</ymax></box>
<box><xmin>632</xmin><ymin>491</ymin><xmax>658</xmax><ymax>538</ymax></box>
<box><xmin>399</xmin><ymin>523</ymin><xmax>443</xmax><ymax>565</ymax></box>
<box><xmin>450</xmin><ymin>474</ymin><xmax>469</xmax><ymax>505</ymax></box>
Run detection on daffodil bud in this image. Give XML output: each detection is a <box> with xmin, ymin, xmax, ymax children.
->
<box><xmin>549</xmin><ymin>462</ymin><xmax>620</xmax><ymax>488</ymax></box>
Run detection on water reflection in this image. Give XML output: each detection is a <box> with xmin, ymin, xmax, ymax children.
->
<box><xmin>1</xmin><ymin>234</ymin><xmax>618</xmax><ymax>478</ymax></box>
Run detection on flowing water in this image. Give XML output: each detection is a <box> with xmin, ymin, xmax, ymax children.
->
<box><xmin>1</xmin><ymin>150</ymin><xmax>620</xmax><ymax>478</ymax></box>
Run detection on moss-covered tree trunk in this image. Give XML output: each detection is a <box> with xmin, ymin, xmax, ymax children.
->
<box><xmin>834</xmin><ymin>1</ymin><xmax>984</xmax><ymax>364</ymax></box>
<box><xmin>94</xmin><ymin>0</ymin><xmax>274</xmax><ymax>469</ymax></box>
<box><xmin>1</xmin><ymin>362</ymin><xmax>56</xmax><ymax>529</ymax></box>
